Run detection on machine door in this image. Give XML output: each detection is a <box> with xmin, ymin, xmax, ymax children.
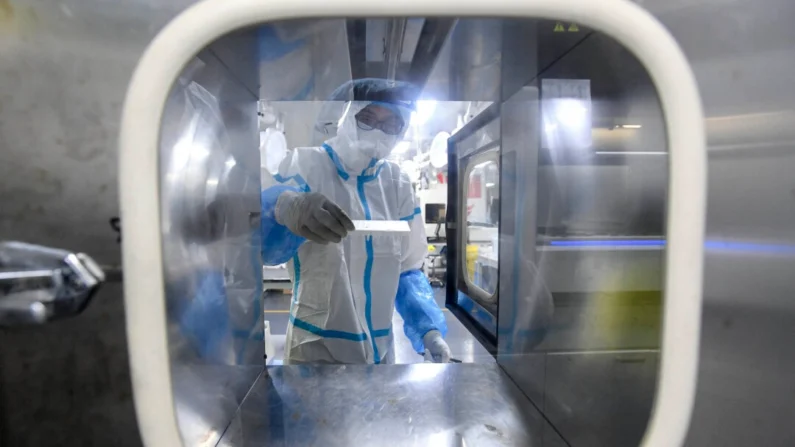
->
<box><xmin>445</xmin><ymin>104</ymin><xmax>503</xmax><ymax>352</ymax></box>
<box><xmin>445</xmin><ymin>78</ymin><xmax>542</xmax><ymax>354</ymax></box>
<box><xmin>446</xmin><ymin>22</ymin><xmax>676</xmax><ymax>446</ymax></box>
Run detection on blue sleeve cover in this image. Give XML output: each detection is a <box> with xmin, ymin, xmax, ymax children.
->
<box><xmin>260</xmin><ymin>184</ymin><xmax>305</xmax><ymax>265</ymax></box>
<box><xmin>394</xmin><ymin>269</ymin><xmax>448</xmax><ymax>353</ymax></box>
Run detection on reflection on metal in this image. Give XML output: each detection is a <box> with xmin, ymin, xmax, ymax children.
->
<box><xmin>218</xmin><ymin>364</ymin><xmax>565</xmax><ymax>447</ymax></box>
<box><xmin>497</xmin><ymin>84</ymin><xmax>553</xmax><ymax>380</ymax></box>
<box><xmin>171</xmin><ymin>365</ymin><xmax>263</xmax><ymax>446</ymax></box>
<box><xmin>347</xmin><ymin>19</ymin><xmax>368</xmax><ymax>79</ymax></box>
<box><xmin>489</xmin><ymin>27</ymin><xmax>667</xmax><ymax>446</ymax></box>
<box><xmin>0</xmin><ymin>241</ymin><xmax>105</xmax><ymax>326</ymax></box>
<box><xmin>159</xmin><ymin>32</ymin><xmax>263</xmax><ymax>446</ymax></box>
<box><xmin>449</xmin><ymin>20</ymin><xmax>503</xmax><ymax>102</ymax></box>
<box><xmin>406</xmin><ymin>19</ymin><xmax>457</xmax><ymax>90</ymax></box>
<box><xmin>259</xmin><ymin>20</ymin><xmax>351</xmax><ymax>101</ymax></box>
<box><xmin>542</xmin><ymin>351</ymin><xmax>658</xmax><ymax>446</ymax></box>
<box><xmin>385</xmin><ymin>19</ymin><xmax>407</xmax><ymax>81</ymax></box>
<box><xmin>0</xmin><ymin>2</ymin><xmax>792</xmax><ymax>445</ymax></box>
<box><xmin>541</xmin><ymin>79</ymin><xmax>593</xmax><ymax>155</ymax></box>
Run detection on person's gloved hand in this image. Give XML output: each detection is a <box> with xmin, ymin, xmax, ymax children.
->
<box><xmin>422</xmin><ymin>330</ymin><xmax>451</xmax><ymax>363</ymax></box>
<box><xmin>275</xmin><ymin>191</ymin><xmax>355</xmax><ymax>244</ymax></box>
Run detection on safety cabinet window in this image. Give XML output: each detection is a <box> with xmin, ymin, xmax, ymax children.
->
<box><xmin>463</xmin><ymin>152</ymin><xmax>499</xmax><ymax>297</ymax></box>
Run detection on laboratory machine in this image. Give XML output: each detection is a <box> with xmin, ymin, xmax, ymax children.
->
<box><xmin>0</xmin><ymin>0</ymin><xmax>793</xmax><ymax>447</ymax></box>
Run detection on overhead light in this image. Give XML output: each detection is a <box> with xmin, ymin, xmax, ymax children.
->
<box><xmin>543</xmin><ymin>96</ymin><xmax>592</xmax><ymax>150</ymax></box>
<box><xmin>393</xmin><ymin>140</ymin><xmax>411</xmax><ymax>153</ymax></box>
<box><xmin>411</xmin><ymin>100</ymin><xmax>437</xmax><ymax>126</ymax></box>
<box><xmin>614</xmin><ymin>124</ymin><xmax>642</xmax><ymax>129</ymax></box>
<box><xmin>553</xmin><ymin>99</ymin><xmax>588</xmax><ymax>128</ymax></box>
<box><xmin>486</xmin><ymin>182</ymin><xmax>495</xmax><ymax>187</ymax></box>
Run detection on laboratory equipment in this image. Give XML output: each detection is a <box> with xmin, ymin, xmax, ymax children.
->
<box><xmin>1</xmin><ymin>0</ymin><xmax>793</xmax><ymax>446</ymax></box>
<box><xmin>425</xmin><ymin>203</ymin><xmax>447</xmax><ymax>224</ymax></box>
<box><xmin>119</xmin><ymin>1</ymin><xmax>703</xmax><ymax>445</ymax></box>
<box><xmin>425</xmin><ymin>203</ymin><xmax>447</xmax><ymax>241</ymax></box>
<box><xmin>0</xmin><ymin>242</ymin><xmax>105</xmax><ymax>326</ymax></box>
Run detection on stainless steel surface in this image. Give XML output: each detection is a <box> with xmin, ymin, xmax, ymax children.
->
<box><xmin>259</xmin><ymin>20</ymin><xmax>352</xmax><ymax>101</ymax></box>
<box><xmin>404</xmin><ymin>19</ymin><xmax>457</xmax><ymax>89</ymax></box>
<box><xmin>493</xmin><ymin>24</ymin><xmax>665</xmax><ymax>447</ymax></box>
<box><xmin>496</xmin><ymin>84</ymin><xmax>552</xmax><ymax>418</ymax></box>
<box><xmin>536</xmin><ymin>247</ymin><xmax>662</xmax><ymax>294</ymax></box>
<box><xmin>170</xmin><ymin>365</ymin><xmax>263</xmax><ymax>445</ymax></box>
<box><xmin>542</xmin><ymin>351</ymin><xmax>658</xmax><ymax>447</ymax></box>
<box><xmin>448</xmin><ymin>20</ymin><xmax>502</xmax><ymax>102</ymax></box>
<box><xmin>0</xmin><ymin>3</ymin><xmax>791</xmax><ymax>446</ymax></box>
<box><xmin>218</xmin><ymin>363</ymin><xmax>566</xmax><ymax>447</ymax></box>
<box><xmin>0</xmin><ymin>241</ymin><xmax>105</xmax><ymax>325</ymax></box>
<box><xmin>384</xmin><ymin>19</ymin><xmax>408</xmax><ymax>81</ymax></box>
<box><xmin>159</xmin><ymin>32</ymin><xmax>263</xmax><ymax>446</ymax></box>
<box><xmin>636</xmin><ymin>1</ymin><xmax>795</xmax><ymax>445</ymax></box>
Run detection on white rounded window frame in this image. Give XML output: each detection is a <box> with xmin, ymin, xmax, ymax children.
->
<box><xmin>119</xmin><ymin>1</ymin><xmax>706</xmax><ymax>446</ymax></box>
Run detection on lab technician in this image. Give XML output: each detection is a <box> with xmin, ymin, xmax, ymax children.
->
<box><xmin>260</xmin><ymin>79</ymin><xmax>450</xmax><ymax>365</ymax></box>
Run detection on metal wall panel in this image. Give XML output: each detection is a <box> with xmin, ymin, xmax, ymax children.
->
<box><xmin>636</xmin><ymin>1</ymin><xmax>795</xmax><ymax>444</ymax></box>
<box><xmin>0</xmin><ymin>1</ymin><xmax>197</xmax><ymax>445</ymax></box>
<box><xmin>0</xmin><ymin>2</ymin><xmax>793</xmax><ymax>446</ymax></box>
<box><xmin>158</xmin><ymin>33</ymin><xmax>262</xmax><ymax>446</ymax></box>
<box><xmin>496</xmin><ymin>23</ymin><xmax>666</xmax><ymax>447</ymax></box>
<box><xmin>543</xmin><ymin>351</ymin><xmax>659</xmax><ymax>447</ymax></box>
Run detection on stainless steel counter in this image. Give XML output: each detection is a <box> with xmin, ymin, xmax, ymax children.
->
<box><xmin>218</xmin><ymin>363</ymin><xmax>565</xmax><ymax>447</ymax></box>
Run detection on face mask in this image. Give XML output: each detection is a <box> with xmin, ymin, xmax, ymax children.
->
<box><xmin>328</xmin><ymin>102</ymin><xmax>406</xmax><ymax>173</ymax></box>
<box><xmin>355</xmin><ymin>128</ymin><xmax>399</xmax><ymax>160</ymax></box>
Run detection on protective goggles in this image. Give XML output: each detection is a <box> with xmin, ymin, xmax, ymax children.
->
<box><xmin>354</xmin><ymin>103</ymin><xmax>407</xmax><ymax>136</ymax></box>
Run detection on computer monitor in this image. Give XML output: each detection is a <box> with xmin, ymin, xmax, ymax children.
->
<box><xmin>425</xmin><ymin>203</ymin><xmax>446</xmax><ymax>224</ymax></box>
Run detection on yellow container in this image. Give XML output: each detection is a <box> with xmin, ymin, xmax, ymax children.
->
<box><xmin>465</xmin><ymin>245</ymin><xmax>479</xmax><ymax>280</ymax></box>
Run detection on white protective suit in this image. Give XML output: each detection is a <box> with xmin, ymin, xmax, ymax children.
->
<box><xmin>260</xmin><ymin>79</ymin><xmax>447</xmax><ymax>364</ymax></box>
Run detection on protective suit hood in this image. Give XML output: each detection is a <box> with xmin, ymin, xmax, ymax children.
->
<box><xmin>325</xmin><ymin>101</ymin><xmax>411</xmax><ymax>174</ymax></box>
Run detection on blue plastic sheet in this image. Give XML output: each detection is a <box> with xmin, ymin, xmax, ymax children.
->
<box><xmin>178</xmin><ymin>271</ymin><xmax>230</xmax><ymax>361</ymax></box>
<box><xmin>260</xmin><ymin>185</ymin><xmax>305</xmax><ymax>265</ymax></box>
<box><xmin>394</xmin><ymin>269</ymin><xmax>448</xmax><ymax>354</ymax></box>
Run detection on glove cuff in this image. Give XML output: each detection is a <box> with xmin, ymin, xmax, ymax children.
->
<box><xmin>422</xmin><ymin>329</ymin><xmax>442</xmax><ymax>344</ymax></box>
<box><xmin>274</xmin><ymin>190</ymin><xmax>300</xmax><ymax>226</ymax></box>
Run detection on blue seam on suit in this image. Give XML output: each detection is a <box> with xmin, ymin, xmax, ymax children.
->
<box><xmin>289</xmin><ymin>254</ymin><xmax>367</xmax><ymax>341</ymax></box>
<box><xmin>322</xmin><ymin>143</ymin><xmax>350</xmax><ymax>180</ymax></box>
<box><xmin>399</xmin><ymin>206</ymin><xmax>422</xmax><ymax>221</ymax></box>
